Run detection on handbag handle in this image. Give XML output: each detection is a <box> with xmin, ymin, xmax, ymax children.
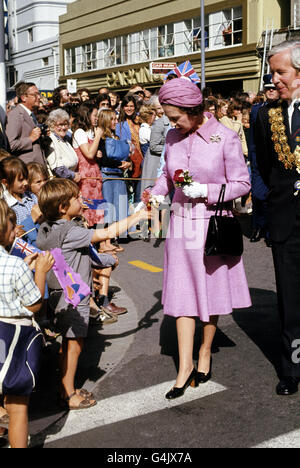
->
<box><xmin>215</xmin><ymin>184</ymin><xmax>226</xmax><ymax>217</ymax></box>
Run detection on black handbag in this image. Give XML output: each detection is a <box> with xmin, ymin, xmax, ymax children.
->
<box><xmin>205</xmin><ymin>184</ymin><xmax>243</xmax><ymax>257</ymax></box>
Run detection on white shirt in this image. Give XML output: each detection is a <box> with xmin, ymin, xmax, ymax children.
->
<box><xmin>0</xmin><ymin>246</ymin><xmax>41</xmax><ymax>318</ymax></box>
<box><xmin>139</xmin><ymin>123</ymin><xmax>151</xmax><ymax>145</ymax></box>
<box><xmin>72</xmin><ymin>129</ymin><xmax>94</xmax><ymax>149</ymax></box>
<box><xmin>288</xmin><ymin>99</ymin><xmax>300</xmax><ymax>132</ymax></box>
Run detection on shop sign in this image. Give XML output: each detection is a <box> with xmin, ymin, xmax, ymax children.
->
<box><xmin>150</xmin><ymin>62</ymin><xmax>177</xmax><ymax>75</ymax></box>
<box><xmin>106</xmin><ymin>66</ymin><xmax>163</xmax><ymax>88</ymax></box>
<box><xmin>40</xmin><ymin>90</ymin><xmax>53</xmax><ymax>99</ymax></box>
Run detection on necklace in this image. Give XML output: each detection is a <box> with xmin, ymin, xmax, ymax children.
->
<box><xmin>268</xmin><ymin>106</ymin><xmax>300</xmax><ymax>173</ymax></box>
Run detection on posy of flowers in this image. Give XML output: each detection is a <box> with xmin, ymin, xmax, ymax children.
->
<box><xmin>173</xmin><ymin>169</ymin><xmax>193</xmax><ymax>187</ymax></box>
<box><xmin>141</xmin><ymin>189</ymin><xmax>165</xmax><ymax>210</ymax></box>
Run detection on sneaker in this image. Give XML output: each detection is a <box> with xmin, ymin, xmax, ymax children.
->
<box><xmin>90</xmin><ymin>306</ymin><xmax>118</xmax><ymax>325</ymax></box>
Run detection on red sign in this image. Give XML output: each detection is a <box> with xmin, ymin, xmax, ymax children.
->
<box><xmin>150</xmin><ymin>62</ymin><xmax>177</xmax><ymax>75</ymax></box>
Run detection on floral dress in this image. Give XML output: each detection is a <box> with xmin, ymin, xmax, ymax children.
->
<box><xmin>73</xmin><ymin>129</ymin><xmax>104</xmax><ymax>226</ymax></box>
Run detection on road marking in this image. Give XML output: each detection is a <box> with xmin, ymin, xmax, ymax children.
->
<box><xmin>129</xmin><ymin>260</ymin><xmax>163</xmax><ymax>273</ymax></box>
<box><xmin>42</xmin><ymin>379</ymin><xmax>226</xmax><ymax>445</ymax></box>
<box><xmin>253</xmin><ymin>430</ymin><xmax>300</xmax><ymax>448</ymax></box>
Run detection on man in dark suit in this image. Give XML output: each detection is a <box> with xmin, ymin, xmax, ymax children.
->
<box><xmin>255</xmin><ymin>40</ymin><xmax>300</xmax><ymax>395</ymax></box>
<box><xmin>248</xmin><ymin>74</ymin><xmax>279</xmax><ymax>245</ymax></box>
<box><xmin>6</xmin><ymin>82</ymin><xmax>46</xmax><ymax>166</ymax></box>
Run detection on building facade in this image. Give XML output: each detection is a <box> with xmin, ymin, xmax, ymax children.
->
<box><xmin>6</xmin><ymin>0</ymin><xmax>74</xmax><ymax>97</ymax></box>
<box><xmin>59</xmin><ymin>0</ymin><xmax>290</xmax><ymax>96</ymax></box>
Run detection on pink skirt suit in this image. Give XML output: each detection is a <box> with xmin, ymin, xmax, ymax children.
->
<box><xmin>151</xmin><ymin>113</ymin><xmax>252</xmax><ymax>322</ymax></box>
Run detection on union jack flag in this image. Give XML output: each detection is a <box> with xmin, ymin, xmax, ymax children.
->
<box><xmin>10</xmin><ymin>238</ymin><xmax>41</xmax><ymax>260</ymax></box>
<box><xmin>164</xmin><ymin>60</ymin><xmax>201</xmax><ymax>84</ymax></box>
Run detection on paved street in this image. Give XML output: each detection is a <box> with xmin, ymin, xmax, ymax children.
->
<box><xmin>2</xmin><ymin>216</ymin><xmax>300</xmax><ymax>449</ymax></box>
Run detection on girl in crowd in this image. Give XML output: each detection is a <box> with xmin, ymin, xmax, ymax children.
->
<box><xmin>72</xmin><ymin>103</ymin><xmax>104</xmax><ymax>227</ymax></box>
<box><xmin>138</xmin><ymin>105</ymin><xmax>156</xmax><ymax>157</ymax></box>
<box><xmin>97</xmin><ymin>109</ymin><xmax>131</xmax><ymax>252</ymax></box>
<box><xmin>1</xmin><ymin>158</ymin><xmax>40</xmax><ymax>245</ymax></box>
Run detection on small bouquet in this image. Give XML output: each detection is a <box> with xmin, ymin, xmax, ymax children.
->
<box><xmin>141</xmin><ymin>188</ymin><xmax>152</xmax><ymax>211</ymax></box>
<box><xmin>173</xmin><ymin>169</ymin><xmax>193</xmax><ymax>188</ymax></box>
<box><xmin>135</xmin><ymin>189</ymin><xmax>165</xmax><ymax>213</ymax></box>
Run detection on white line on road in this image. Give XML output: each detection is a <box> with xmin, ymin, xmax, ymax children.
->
<box><xmin>253</xmin><ymin>430</ymin><xmax>300</xmax><ymax>448</ymax></box>
<box><xmin>42</xmin><ymin>380</ymin><xmax>227</xmax><ymax>445</ymax></box>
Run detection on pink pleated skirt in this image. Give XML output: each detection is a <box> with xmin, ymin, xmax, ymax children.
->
<box><xmin>162</xmin><ymin>214</ymin><xmax>252</xmax><ymax>322</ymax></box>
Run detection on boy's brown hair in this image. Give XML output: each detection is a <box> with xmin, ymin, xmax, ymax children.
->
<box><xmin>38</xmin><ymin>178</ymin><xmax>79</xmax><ymax>222</ymax></box>
<box><xmin>0</xmin><ymin>199</ymin><xmax>16</xmax><ymax>245</ymax></box>
<box><xmin>0</xmin><ymin>157</ymin><xmax>28</xmax><ymax>189</ymax></box>
<box><xmin>27</xmin><ymin>163</ymin><xmax>49</xmax><ymax>187</ymax></box>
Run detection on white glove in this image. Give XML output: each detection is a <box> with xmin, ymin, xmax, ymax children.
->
<box><xmin>182</xmin><ymin>182</ymin><xmax>208</xmax><ymax>199</ymax></box>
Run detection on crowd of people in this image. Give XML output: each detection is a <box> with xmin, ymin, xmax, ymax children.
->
<box><xmin>0</xmin><ymin>47</ymin><xmax>293</xmax><ymax>447</ymax></box>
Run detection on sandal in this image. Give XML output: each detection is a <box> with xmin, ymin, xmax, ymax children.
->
<box><xmin>67</xmin><ymin>392</ymin><xmax>97</xmax><ymax>411</ymax></box>
<box><xmin>0</xmin><ymin>413</ymin><xmax>9</xmax><ymax>426</ymax></box>
<box><xmin>77</xmin><ymin>388</ymin><xmax>94</xmax><ymax>399</ymax></box>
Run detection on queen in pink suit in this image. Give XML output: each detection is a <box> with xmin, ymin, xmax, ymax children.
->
<box><xmin>151</xmin><ymin>78</ymin><xmax>251</xmax><ymax>399</ymax></box>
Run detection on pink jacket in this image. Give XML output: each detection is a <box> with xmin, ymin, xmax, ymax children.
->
<box><xmin>151</xmin><ymin>113</ymin><xmax>251</xmax><ymax>219</ymax></box>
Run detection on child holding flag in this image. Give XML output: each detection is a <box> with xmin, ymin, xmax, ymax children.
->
<box><xmin>0</xmin><ymin>199</ymin><xmax>54</xmax><ymax>448</ymax></box>
<box><xmin>36</xmin><ymin>178</ymin><xmax>150</xmax><ymax>410</ymax></box>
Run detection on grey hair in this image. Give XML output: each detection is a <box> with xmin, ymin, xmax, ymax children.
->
<box><xmin>47</xmin><ymin>108</ymin><xmax>70</xmax><ymax>131</ymax></box>
<box><xmin>268</xmin><ymin>40</ymin><xmax>300</xmax><ymax>70</ymax></box>
<box><xmin>147</xmin><ymin>95</ymin><xmax>160</xmax><ymax>106</ymax></box>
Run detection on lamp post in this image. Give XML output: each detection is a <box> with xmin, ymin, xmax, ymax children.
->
<box><xmin>0</xmin><ymin>0</ymin><xmax>6</xmax><ymax>111</ymax></box>
<box><xmin>200</xmin><ymin>0</ymin><xmax>206</xmax><ymax>90</ymax></box>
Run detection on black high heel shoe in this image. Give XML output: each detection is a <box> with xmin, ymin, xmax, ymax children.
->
<box><xmin>197</xmin><ymin>358</ymin><xmax>212</xmax><ymax>384</ymax></box>
<box><xmin>165</xmin><ymin>368</ymin><xmax>198</xmax><ymax>400</ymax></box>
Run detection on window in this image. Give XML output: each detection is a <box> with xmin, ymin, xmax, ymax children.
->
<box><xmin>42</xmin><ymin>57</ymin><xmax>49</xmax><ymax>67</ymax></box>
<box><xmin>64</xmin><ymin>6</ymin><xmax>243</xmax><ymax>75</ymax></box>
<box><xmin>28</xmin><ymin>28</ymin><xmax>33</xmax><ymax>43</ymax></box>
<box><xmin>65</xmin><ymin>48</ymin><xmax>76</xmax><ymax>74</ymax></box>
<box><xmin>158</xmin><ymin>24</ymin><xmax>174</xmax><ymax>57</ymax></box>
<box><xmin>82</xmin><ymin>43</ymin><xmax>97</xmax><ymax>71</ymax></box>
<box><xmin>221</xmin><ymin>7</ymin><xmax>243</xmax><ymax>47</ymax></box>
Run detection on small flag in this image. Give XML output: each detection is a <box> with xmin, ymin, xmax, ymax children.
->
<box><xmin>82</xmin><ymin>198</ymin><xmax>106</xmax><ymax>210</ymax></box>
<box><xmin>10</xmin><ymin>239</ymin><xmax>90</xmax><ymax>307</ymax></box>
<box><xmin>10</xmin><ymin>237</ymin><xmax>42</xmax><ymax>260</ymax></box>
<box><xmin>164</xmin><ymin>60</ymin><xmax>200</xmax><ymax>84</ymax></box>
<box><xmin>50</xmin><ymin>248</ymin><xmax>91</xmax><ymax>307</ymax></box>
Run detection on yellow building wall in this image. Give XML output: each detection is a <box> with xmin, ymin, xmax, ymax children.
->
<box><xmin>59</xmin><ymin>0</ymin><xmax>287</xmax><ymax>93</ymax></box>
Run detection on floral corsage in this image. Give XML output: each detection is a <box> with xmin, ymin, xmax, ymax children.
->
<box><xmin>173</xmin><ymin>169</ymin><xmax>193</xmax><ymax>188</ymax></box>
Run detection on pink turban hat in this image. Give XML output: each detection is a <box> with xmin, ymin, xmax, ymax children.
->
<box><xmin>158</xmin><ymin>78</ymin><xmax>203</xmax><ymax>108</ymax></box>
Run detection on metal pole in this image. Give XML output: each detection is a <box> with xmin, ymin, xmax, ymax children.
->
<box><xmin>260</xmin><ymin>25</ymin><xmax>269</xmax><ymax>91</ymax></box>
<box><xmin>0</xmin><ymin>1</ymin><xmax>7</xmax><ymax>111</ymax></box>
<box><xmin>200</xmin><ymin>0</ymin><xmax>206</xmax><ymax>89</ymax></box>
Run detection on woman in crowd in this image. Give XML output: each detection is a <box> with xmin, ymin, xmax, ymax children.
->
<box><xmin>204</xmin><ymin>97</ymin><xmax>217</xmax><ymax>116</ymax></box>
<box><xmin>96</xmin><ymin>93</ymin><xmax>111</xmax><ymax>111</ymax></box>
<box><xmin>151</xmin><ymin>78</ymin><xmax>251</xmax><ymax>399</ymax></box>
<box><xmin>116</xmin><ymin>95</ymin><xmax>143</xmax><ymax>203</ymax></box>
<box><xmin>97</xmin><ymin>109</ymin><xmax>131</xmax><ymax>252</ymax></box>
<box><xmin>219</xmin><ymin>100</ymin><xmax>248</xmax><ymax>157</ymax></box>
<box><xmin>138</xmin><ymin>105</ymin><xmax>156</xmax><ymax>157</ymax></box>
<box><xmin>72</xmin><ymin>103</ymin><xmax>104</xmax><ymax>227</ymax></box>
<box><xmin>216</xmin><ymin>99</ymin><xmax>229</xmax><ymax>121</ymax></box>
<box><xmin>78</xmin><ymin>88</ymin><xmax>91</xmax><ymax>103</ymax></box>
<box><xmin>46</xmin><ymin>109</ymin><xmax>81</xmax><ymax>182</ymax></box>
<box><xmin>109</xmin><ymin>92</ymin><xmax>121</xmax><ymax>114</ymax></box>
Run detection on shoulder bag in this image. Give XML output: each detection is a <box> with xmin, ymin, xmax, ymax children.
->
<box><xmin>205</xmin><ymin>184</ymin><xmax>243</xmax><ymax>257</ymax></box>
<box><xmin>105</xmin><ymin>137</ymin><xmax>130</xmax><ymax>161</ymax></box>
